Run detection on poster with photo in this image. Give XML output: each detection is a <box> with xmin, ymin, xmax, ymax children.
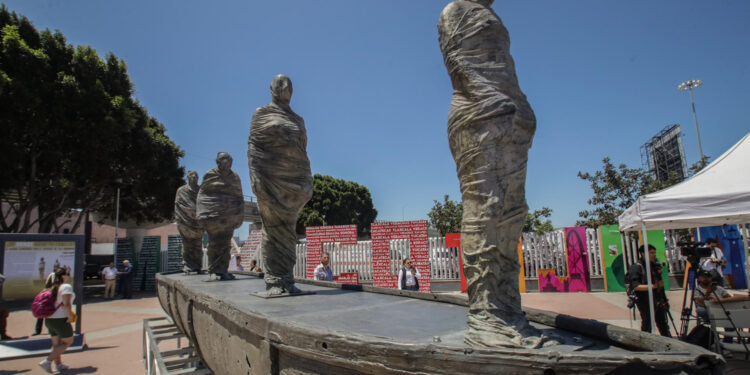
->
<box><xmin>2</xmin><ymin>241</ymin><xmax>76</xmax><ymax>300</ymax></box>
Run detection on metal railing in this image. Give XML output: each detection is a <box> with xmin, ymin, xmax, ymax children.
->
<box><xmin>142</xmin><ymin>317</ymin><xmax>209</xmax><ymax>375</ymax></box>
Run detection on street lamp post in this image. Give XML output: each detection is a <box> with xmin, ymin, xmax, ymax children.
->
<box><xmin>678</xmin><ymin>79</ymin><xmax>705</xmax><ymax>167</ymax></box>
<box><xmin>113</xmin><ymin>178</ymin><xmax>123</xmax><ymax>249</ymax></box>
<box><xmin>114</xmin><ymin>186</ymin><xmax>120</xmax><ymax>240</ymax></box>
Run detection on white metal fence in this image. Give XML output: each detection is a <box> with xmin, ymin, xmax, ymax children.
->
<box><xmin>282</xmin><ymin>229</ymin><xmax>689</xmax><ymax>282</ymax></box>
<box><xmin>292</xmin><ymin>231</ymin><xmax>607</xmax><ymax>282</ymax></box>
<box><xmin>522</xmin><ymin>230</ymin><xmax>567</xmax><ymax>278</ymax></box>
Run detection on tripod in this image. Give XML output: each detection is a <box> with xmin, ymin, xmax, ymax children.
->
<box><xmin>656</xmin><ymin>288</ymin><xmax>679</xmax><ymax>335</ymax></box>
<box><xmin>679</xmin><ymin>262</ymin><xmax>700</xmax><ymax>338</ymax></box>
<box><xmin>708</xmin><ymin>287</ymin><xmax>750</xmax><ymax>358</ymax></box>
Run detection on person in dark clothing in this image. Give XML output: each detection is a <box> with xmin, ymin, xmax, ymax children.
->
<box><xmin>626</xmin><ymin>244</ymin><xmax>671</xmax><ymax>337</ymax></box>
<box><xmin>0</xmin><ymin>273</ymin><xmax>12</xmax><ymax>340</ymax></box>
<box><xmin>118</xmin><ymin>260</ymin><xmax>134</xmax><ymax>299</ymax></box>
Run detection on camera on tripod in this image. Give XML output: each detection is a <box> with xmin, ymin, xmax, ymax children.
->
<box><xmin>626</xmin><ymin>292</ymin><xmax>637</xmax><ymax>309</ymax></box>
<box><xmin>678</xmin><ymin>241</ymin><xmax>712</xmax><ymax>265</ymax></box>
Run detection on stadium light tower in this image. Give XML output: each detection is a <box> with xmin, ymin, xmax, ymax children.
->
<box><xmin>678</xmin><ymin>79</ymin><xmax>705</xmax><ymax>167</ymax></box>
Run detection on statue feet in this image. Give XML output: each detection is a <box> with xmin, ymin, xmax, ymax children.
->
<box><xmin>207</xmin><ymin>272</ymin><xmax>235</xmax><ymax>281</ymax></box>
<box><xmin>465</xmin><ymin>311</ymin><xmax>560</xmax><ymax>349</ymax></box>
<box><xmin>265</xmin><ymin>282</ymin><xmax>302</xmax><ymax>296</ymax></box>
<box><xmin>264</xmin><ymin>273</ymin><xmax>303</xmax><ymax>296</ymax></box>
<box><xmin>183</xmin><ymin>266</ymin><xmax>204</xmax><ymax>275</ymax></box>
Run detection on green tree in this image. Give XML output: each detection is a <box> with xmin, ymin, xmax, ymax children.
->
<box><xmin>297</xmin><ymin>174</ymin><xmax>378</xmax><ymax>237</ymax></box>
<box><xmin>524</xmin><ymin>207</ymin><xmax>554</xmax><ymax>234</ymax></box>
<box><xmin>427</xmin><ymin>195</ymin><xmax>463</xmax><ymax>236</ymax></box>
<box><xmin>0</xmin><ymin>5</ymin><xmax>184</xmax><ymax>233</ymax></box>
<box><xmin>576</xmin><ymin>158</ymin><xmax>684</xmax><ymax>228</ymax></box>
<box><xmin>688</xmin><ymin>155</ymin><xmax>711</xmax><ymax>176</ymax></box>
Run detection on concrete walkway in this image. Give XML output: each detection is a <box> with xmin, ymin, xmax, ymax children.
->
<box><xmin>1</xmin><ymin>289</ymin><xmax>747</xmax><ymax>374</ymax></box>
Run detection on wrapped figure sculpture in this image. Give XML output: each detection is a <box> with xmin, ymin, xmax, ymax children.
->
<box><xmin>438</xmin><ymin>0</ymin><xmax>554</xmax><ymax>348</ymax></box>
<box><xmin>196</xmin><ymin>152</ymin><xmax>244</xmax><ymax>281</ymax></box>
<box><xmin>248</xmin><ymin>74</ymin><xmax>313</xmax><ymax>296</ymax></box>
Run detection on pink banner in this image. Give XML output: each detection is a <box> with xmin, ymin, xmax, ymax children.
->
<box><xmin>564</xmin><ymin>227</ymin><xmax>591</xmax><ymax>292</ymax></box>
<box><xmin>371</xmin><ymin>221</ymin><xmax>430</xmax><ymax>291</ymax></box>
<box><xmin>305</xmin><ymin>225</ymin><xmax>357</xmax><ymax>279</ymax></box>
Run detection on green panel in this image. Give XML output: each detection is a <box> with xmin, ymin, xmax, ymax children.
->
<box><xmin>643</xmin><ymin>229</ymin><xmax>670</xmax><ymax>291</ymax></box>
<box><xmin>599</xmin><ymin>225</ymin><xmax>626</xmax><ymax>292</ymax></box>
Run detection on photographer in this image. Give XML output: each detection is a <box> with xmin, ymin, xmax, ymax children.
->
<box><xmin>693</xmin><ymin>269</ymin><xmax>731</xmax><ymax>324</ymax></box>
<box><xmin>626</xmin><ymin>244</ymin><xmax>672</xmax><ymax>337</ymax></box>
<box><xmin>699</xmin><ymin>238</ymin><xmax>727</xmax><ymax>287</ymax></box>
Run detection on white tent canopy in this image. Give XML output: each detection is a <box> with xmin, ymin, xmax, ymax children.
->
<box><xmin>619</xmin><ymin>132</ymin><xmax>750</xmax><ymax>231</ymax></box>
<box><xmin>618</xmin><ymin>132</ymin><xmax>750</xmax><ymax>333</ymax></box>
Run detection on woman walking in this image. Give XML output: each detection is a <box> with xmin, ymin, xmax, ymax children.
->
<box><xmin>39</xmin><ymin>268</ymin><xmax>75</xmax><ymax>374</ymax></box>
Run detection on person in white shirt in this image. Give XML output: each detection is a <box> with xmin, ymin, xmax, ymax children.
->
<box><xmin>313</xmin><ymin>252</ymin><xmax>333</xmax><ymax>281</ymax></box>
<box><xmin>398</xmin><ymin>258</ymin><xmax>421</xmax><ymax>291</ymax></box>
<box><xmin>39</xmin><ymin>268</ymin><xmax>76</xmax><ymax>374</ymax></box>
<box><xmin>101</xmin><ymin>262</ymin><xmax>118</xmax><ymax>299</ymax></box>
<box><xmin>700</xmin><ymin>238</ymin><xmax>727</xmax><ymax>285</ymax></box>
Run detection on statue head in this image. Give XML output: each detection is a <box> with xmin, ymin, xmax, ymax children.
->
<box><xmin>216</xmin><ymin>152</ymin><xmax>233</xmax><ymax>172</ymax></box>
<box><xmin>187</xmin><ymin>170</ymin><xmax>199</xmax><ymax>188</ymax></box>
<box><xmin>270</xmin><ymin>74</ymin><xmax>293</xmax><ymax>105</ymax></box>
<box><xmin>468</xmin><ymin>0</ymin><xmax>494</xmax><ymax>6</ymax></box>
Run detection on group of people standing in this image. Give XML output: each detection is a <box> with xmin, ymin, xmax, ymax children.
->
<box><xmin>101</xmin><ymin>260</ymin><xmax>133</xmax><ymax>299</ymax></box>
<box><xmin>626</xmin><ymin>237</ymin><xmax>749</xmax><ymax>338</ymax></box>
<box><xmin>312</xmin><ymin>252</ymin><xmax>422</xmax><ymax>291</ymax></box>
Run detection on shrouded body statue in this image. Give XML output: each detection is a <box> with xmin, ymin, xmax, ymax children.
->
<box><xmin>175</xmin><ymin>170</ymin><xmax>204</xmax><ymax>273</ymax></box>
<box><xmin>248</xmin><ymin>74</ymin><xmax>312</xmax><ymax>295</ymax></box>
<box><xmin>438</xmin><ymin>0</ymin><xmax>553</xmax><ymax>348</ymax></box>
<box><xmin>197</xmin><ymin>152</ymin><xmax>244</xmax><ymax>280</ymax></box>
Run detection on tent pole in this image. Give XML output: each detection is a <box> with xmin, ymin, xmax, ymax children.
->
<box><xmin>620</xmin><ymin>231</ymin><xmax>632</xmax><ymax>328</ymax></box>
<box><xmin>641</xmin><ymin>223</ymin><xmax>657</xmax><ymax>335</ymax></box>
<box><xmin>743</xmin><ymin>223</ymin><xmax>750</xmax><ymax>290</ymax></box>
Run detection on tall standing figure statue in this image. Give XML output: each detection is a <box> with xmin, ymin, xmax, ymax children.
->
<box><xmin>438</xmin><ymin>0</ymin><xmax>553</xmax><ymax>348</ymax></box>
<box><xmin>175</xmin><ymin>170</ymin><xmax>204</xmax><ymax>273</ymax></box>
<box><xmin>197</xmin><ymin>152</ymin><xmax>244</xmax><ymax>281</ymax></box>
<box><xmin>248</xmin><ymin>74</ymin><xmax>313</xmax><ymax>296</ymax></box>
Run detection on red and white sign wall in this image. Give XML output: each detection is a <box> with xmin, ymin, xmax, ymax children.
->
<box><xmin>304</xmin><ymin>225</ymin><xmax>357</xmax><ymax>280</ymax></box>
<box><xmin>371</xmin><ymin>220</ymin><xmax>430</xmax><ymax>292</ymax></box>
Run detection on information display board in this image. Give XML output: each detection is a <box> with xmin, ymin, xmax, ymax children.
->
<box><xmin>0</xmin><ymin>234</ymin><xmax>84</xmax><ymax>334</ymax></box>
<box><xmin>2</xmin><ymin>241</ymin><xmax>76</xmax><ymax>300</ymax></box>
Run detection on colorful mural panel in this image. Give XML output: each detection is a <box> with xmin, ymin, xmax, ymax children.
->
<box><xmin>599</xmin><ymin>225</ymin><xmax>626</xmax><ymax>292</ymax></box>
<box><xmin>538</xmin><ymin>269</ymin><xmax>567</xmax><ymax>292</ymax></box>
<box><xmin>564</xmin><ymin>227</ymin><xmax>590</xmax><ymax>292</ymax></box>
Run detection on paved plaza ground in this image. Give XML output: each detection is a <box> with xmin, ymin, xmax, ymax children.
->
<box><xmin>1</xmin><ymin>288</ymin><xmax>748</xmax><ymax>374</ymax></box>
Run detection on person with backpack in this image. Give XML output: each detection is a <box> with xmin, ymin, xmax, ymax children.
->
<box><xmin>625</xmin><ymin>244</ymin><xmax>671</xmax><ymax>337</ymax></box>
<box><xmin>398</xmin><ymin>258</ymin><xmax>421</xmax><ymax>291</ymax></box>
<box><xmin>37</xmin><ymin>268</ymin><xmax>75</xmax><ymax>374</ymax></box>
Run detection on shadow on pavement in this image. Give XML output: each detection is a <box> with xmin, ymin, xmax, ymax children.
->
<box><xmin>64</xmin><ymin>366</ymin><xmax>99</xmax><ymax>374</ymax></box>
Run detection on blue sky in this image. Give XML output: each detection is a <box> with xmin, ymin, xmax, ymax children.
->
<box><xmin>5</xmin><ymin>1</ymin><xmax>749</xmax><ymax>240</ymax></box>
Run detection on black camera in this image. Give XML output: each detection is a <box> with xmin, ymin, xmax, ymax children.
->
<box><xmin>678</xmin><ymin>241</ymin><xmax>712</xmax><ymax>264</ymax></box>
<box><xmin>627</xmin><ymin>293</ymin><xmax>637</xmax><ymax>309</ymax></box>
